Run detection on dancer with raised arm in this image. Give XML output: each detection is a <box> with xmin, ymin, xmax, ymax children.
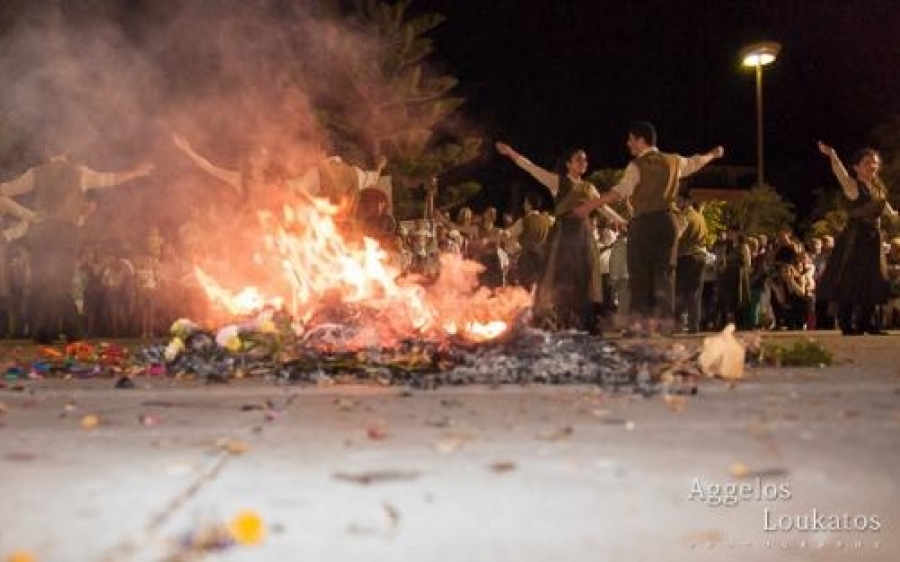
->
<box><xmin>0</xmin><ymin>152</ymin><xmax>154</xmax><ymax>342</ymax></box>
<box><xmin>573</xmin><ymin>121</ymin><xmax>723</xmax><ymax>336</ymax></box>
<box><xmin>172</xmin><ymin>134</ymin><xmax>280</xmax><ymax>204</ymax></box>
<box><xmin>817</xmin><ymin>142</ymin><xmax>897</xmax><ymax>335</ymax></box>
<box><xmin>496</xmin><ymin>141</ymin><xmax>625</xmax><ymax>333</ymax></box>
<box><xmin>173</xmin><ymin>134</ymin><xmax>386</xmax><ymax>222</ymax></box>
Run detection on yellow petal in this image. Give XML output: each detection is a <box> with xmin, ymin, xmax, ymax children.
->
<box><xmin>6</xmin><ymin>550</ymin><xmax>37</xmax><ymax>562</ymax></box>
<box><xmin>729</xmin><ymin>462</ymin><xmax>749</xmax><ymax>478</ymax></box>
<box><xmin>164</xmin><ymin>338</ymin><xmax>185</xmax><ymax>362</ymax></box>
<box><xmin>225</xmin><ymin>335</ymin><xmax>242</xmax><ymax>352</ymax></box>
<box><xmin>228</xmin><ymin>510</ymin><xmax>265</xmax><ymax>546</ymax></box>
<box><xmin>257</xmin><ymin>320</ymin><xmax>277</xmax><ymax>334</ymax></box>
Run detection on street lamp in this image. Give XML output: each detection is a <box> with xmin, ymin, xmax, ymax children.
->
<box><xmin>740</xmin><ymin>41</ymin><xmax>781</xmax><ymax>189</ymax></box>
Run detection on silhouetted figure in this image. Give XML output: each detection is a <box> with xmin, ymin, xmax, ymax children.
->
<box><xmin>1</xmin><ymin>154</ymin><xmax>152</xmax><ymax>342</ymax></box>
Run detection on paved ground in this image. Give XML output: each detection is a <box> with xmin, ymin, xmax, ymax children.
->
<box><xmin>0</xmin><ymin>331</ymin><xmax>898</xmax><ymax>562</ymax></box>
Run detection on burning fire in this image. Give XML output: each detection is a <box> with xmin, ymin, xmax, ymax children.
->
<box><xmin>194</xmin><ymin>270</ymin><xmax>284</xmax><ymax>316</ymax></box>
<box><xmin>445</xmin><ymin>320</ymin><xmax>509</xmax><ymax>342</ymax></box>
<box><xmin>194</xmin><ymin>193</ymin><xmax>532</xmax><ymax>347</ymax></box>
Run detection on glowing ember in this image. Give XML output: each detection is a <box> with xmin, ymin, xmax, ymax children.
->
<box><xmin>464</xmin><ymin>320</ymin><xmax>508</xmax><ymax>342</ymax></box>
<box><xmin>195</xmin><ymin>269</ymin><xmax>284</xmax><ymax>317</ymax></box>
<box><xmin>193</xmin><ymin>191</ymin><xmax>532</xmax><ymax>347</ymax></box>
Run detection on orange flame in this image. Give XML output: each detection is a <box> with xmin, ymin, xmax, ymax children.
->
<box><xmin>195</xmin><ymin>268</ymin><xmax>284</xmax><ymax>317</ymax></box>
<box><xmin>194</xmin><ymin>193</ymin><xmax>532</xmax><ymax>347</ymax></box>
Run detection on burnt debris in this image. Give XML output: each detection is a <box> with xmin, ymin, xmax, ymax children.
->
<box><xmin>136</xmin><ymin>319</ymin><xmax>699</xmax><ymax>394</ymax></box>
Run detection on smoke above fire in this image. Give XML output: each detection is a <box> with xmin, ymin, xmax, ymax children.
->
<box><xmin>0</xmin><ymin>1</ymin><xmax>527</xmax><ymax>343</ymax></box>
<box><xmin>0</xmin><ymin>1</ymin><xmax>468</xmax><ymax>247</ymax></box>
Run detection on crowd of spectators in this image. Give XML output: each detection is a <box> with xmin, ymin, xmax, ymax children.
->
<box><xmin>2</xmin><ymin>193</ymin><xmax>900</xmax><ymax>339</ymax></box>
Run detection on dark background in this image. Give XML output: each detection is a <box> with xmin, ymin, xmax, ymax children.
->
<box><xmin>2</xmin><ymin>0</ymin><xmax>899</xmax><ymax>233</ymax></box>
<box><xmin>419</xmin><ymin>0</ymin><xmax>900</xmax><ymax>223</ymax></box>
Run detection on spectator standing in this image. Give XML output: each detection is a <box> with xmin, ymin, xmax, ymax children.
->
<box><xmin>674</xmin><ymin>192</ymin><xmax>708</xmax><ymax>333</ymax></box>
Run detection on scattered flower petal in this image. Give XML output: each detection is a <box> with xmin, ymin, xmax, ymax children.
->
<box><xmin>227</xmin><ymin>510</ymin><xmax>266</xmax><ymax>546</ymax></box>
<box><xmin>80</xmin><ymin>415</ymin><xmax>99</xmax><ymax>430</ymax></box>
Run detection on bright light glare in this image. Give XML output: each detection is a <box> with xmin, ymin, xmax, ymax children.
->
<box><xmin>742</xmin><ymin>53</ymin><xmax>776</xmax><ymax>67</ymax></box>
<box><xmin>740</xmin><ymin>41</ymin><xmax>781</xmax><ymax>67</ymax></box>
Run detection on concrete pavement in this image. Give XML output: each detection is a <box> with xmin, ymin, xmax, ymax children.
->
<box><xmin>0</xmin><ymin>331</ymin><xmax>898</xmax><ymax>561</ymax></box>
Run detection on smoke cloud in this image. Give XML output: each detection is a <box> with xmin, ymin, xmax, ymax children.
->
<box><xmin>0</xmin><ymin>0</ymin><xmax>468</xmax><ymax>268</ymax></box>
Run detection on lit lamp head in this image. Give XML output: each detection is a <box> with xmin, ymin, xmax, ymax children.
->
<box><xmin>740</xmin><ymin>41</ymin><xmax>781</xmax><ymax>67</ymax></box>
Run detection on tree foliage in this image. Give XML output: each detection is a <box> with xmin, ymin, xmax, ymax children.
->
<box><xmin>809</xmin><ymin>210</ymin><xmax>847</xmax><ymax>238</ymax></box>
<box><xmin>872</xmin><ymin>113</ymin><xmax>900</xmax><ymax>206</ymax></box>
<box><xmin>322</xmin><ymin>0</ymin><xmax>482</xmax><ymax>218</ymax></box>
<box><xmin>587</xmin><ymin>168</ymin><xmax>632</xmax><ymax>219</ymax></box>
<box><xmin>390</xmin><ymin>179</ymin><xmax>482</xmax><ymax>220</ymax></box>
<box><xmin>721</xmin><ymin>184</ymin><xmax>795</xmax><ymax>236</ymax></box>
<box><xmin>586</xmin><ymin>168</ymin><xmax>623</xmax><ymax>191</ymax></box>
<box><xmin>322</xmin><ymin>1</ymin><xmax>479</xmax><ymax>169</ymax></box>
<box><xmin>700</xmin><ymin>200</ymin><xmax>727</xmax><ymax>245</ymax></box>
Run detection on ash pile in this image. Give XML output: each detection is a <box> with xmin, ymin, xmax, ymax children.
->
<box><xmin>137</xmin><ymin>314</ymin><xmax>701</xmax><ymax>394</ymax></box>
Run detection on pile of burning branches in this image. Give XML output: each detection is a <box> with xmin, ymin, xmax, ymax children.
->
<box><xmin>130</xmin><ymin>194</ymin><xmax>748</xmax><ymax>394</ymax></box>
<box><xmin>135</xmin><ymin>309</ymin><xmax>710</xmax><ymax>395</ymax></box>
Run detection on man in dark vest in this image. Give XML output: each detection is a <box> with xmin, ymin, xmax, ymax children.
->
<box><xmin>1</xmin><ymin>153</ymin><xmax>153</xmax><ymax>343</ymax></box>
<box><xmin>574</xmin><ymin>121</ymin><xmax>723</xmax><ymax>336</ymax></box>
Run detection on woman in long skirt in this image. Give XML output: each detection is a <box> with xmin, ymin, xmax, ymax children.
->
<box><xmin>817</xmin><ymin>142</ymin><xmax>898</xmax><ymax>335</ymax></box>
<box><xmin>496</xmin><ymin>142</ymin><xmax>624</xmax><ymax>332</ymax></box>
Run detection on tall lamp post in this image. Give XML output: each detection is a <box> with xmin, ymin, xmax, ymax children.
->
<box><xmin>740</xmin><ymin>41</ymin><xmax>781</xmax><ymax>189</ymax></box>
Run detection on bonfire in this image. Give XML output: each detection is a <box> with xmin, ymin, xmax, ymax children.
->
<box><xmin>190</xmin><ymin>192</ymin><xmax>532</xmax><ymax>351</ymax></box>
<box><xmin>142</xmin><ymin>191</ymin><xmax>707</xmax><ymax>393</ymax></box>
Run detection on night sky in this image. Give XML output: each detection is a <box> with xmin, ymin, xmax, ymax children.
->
<box><xmin>2</xmin><ymin>0</ymin><xmax>899</xmax><ymax>230</ymax></box>
<box><xmin>420</xmin><ymin>0</ymin><xmax>900</xmax><ymax>223</ymax></box>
